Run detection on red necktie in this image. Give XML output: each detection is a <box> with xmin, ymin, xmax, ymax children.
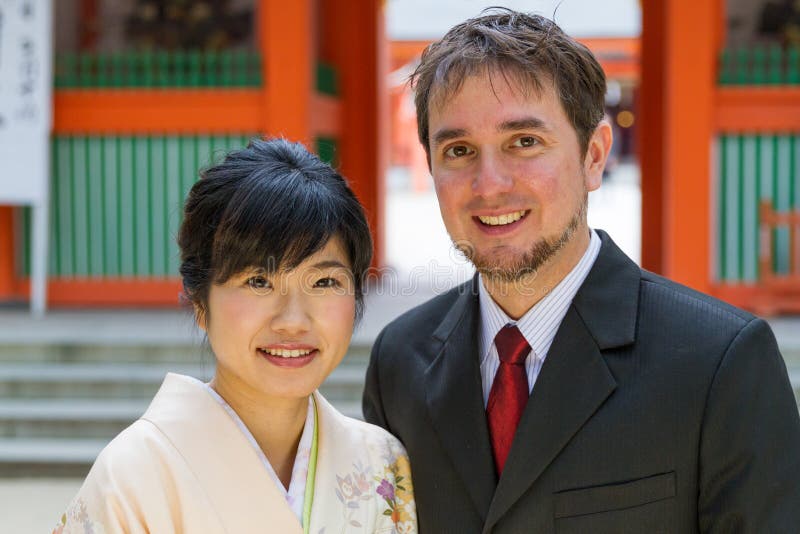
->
<box><xmin>487</xmin><ymin>324</ymin><xmax>531</xmax><ymax>476</ymax></box>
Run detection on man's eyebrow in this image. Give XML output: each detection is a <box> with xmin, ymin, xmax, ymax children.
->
<box><xmin>431</xmin><ymin>127</ymin><xmax>469</xmax><ymax>147</ymax></box>
<box><xmin>498</xmin><ymin>118</ymin><xmax>550</xmax><ymax>132</ymax></box>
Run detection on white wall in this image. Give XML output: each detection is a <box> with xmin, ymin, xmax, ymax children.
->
<box><xmin>387</xmin><ymin>0</ymin><xmax>641</xmax><ymax>40</ymax></box>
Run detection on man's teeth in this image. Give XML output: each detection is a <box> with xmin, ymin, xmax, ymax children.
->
<box><xmin>478</xmin><ymin>210</ymin><xmax>526</xmax><ymax>226</ymax></box>
<box><xmin>261</xmin><ymin>348</ymin><xmax>313</xmax><ymax>358</ymax></box>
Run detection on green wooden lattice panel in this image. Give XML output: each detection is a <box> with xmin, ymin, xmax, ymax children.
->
<box><xmin>18</xmin><ymin>135</ymin><xmax>341</xmax><ymax>278</ymax></box>
<box><xmin>717</xmin><ymin>134</ymin><xmax>800</xmax><ymax>282</ymax></box>
<box><xmin>54</xmin><ymin>51</ymin><xmax>337</xmax><ymax>94</ymax></box>
<box><xmin>719</xmin><ymin>44</ymin><xmax>800</xmax><ymax>85</ymax></box>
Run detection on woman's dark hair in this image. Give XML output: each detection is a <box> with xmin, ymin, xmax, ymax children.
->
<box><xmin>178</xmin><ymin>137</ymin><xmax>373</xmax><ymax>322</ymax></box>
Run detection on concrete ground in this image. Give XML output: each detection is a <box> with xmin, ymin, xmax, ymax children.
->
<box><xmin>1</xmin><ymin>478</ymin><xmax>80</xmax><ymax>532</ymax></box>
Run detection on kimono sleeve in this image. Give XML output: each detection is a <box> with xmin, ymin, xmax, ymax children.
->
<box><xmin>52</xmin><ymin>421</ymin><xmax>188</xmax><ymax>534</ymax></box>
<box><xmin>373</xmin><ymin>434</ymin><xmax>418</xmax><ymax>534</ymax></box>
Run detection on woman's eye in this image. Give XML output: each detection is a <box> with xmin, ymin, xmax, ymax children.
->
<box><xmin>444</xmin><ymin>145</ymin><xmax>473</xmax><ymax>158</ymax></box>
<box><xmin>247</xmin><ymin>276</ymin><xmax>271</xmax><ymax>292</ymax></box>
<box><xmin>513</xmin><ymin>136</ymin><xmax>538</xmax><ymax>148</ymax></box>
<box><xmin>314</xmin><ymin>277</ymin><xmax>341</xmax><ymax>288</ymax></box>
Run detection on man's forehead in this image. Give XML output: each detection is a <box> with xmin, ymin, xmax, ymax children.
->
<box><xmin>427</xmin><ymin>70</ymin><xmax>562</xmax><ymax>131</ymax></box>
<box><xmin>427</xmin><ymin>67</ymin><xmax>554</xmax><ymax>117</ymax></box>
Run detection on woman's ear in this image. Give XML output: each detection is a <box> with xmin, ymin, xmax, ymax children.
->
<box><xmin>194</xmin><ymin>304</ymin><xmax>207</xmax><ymax>332</ymax></box>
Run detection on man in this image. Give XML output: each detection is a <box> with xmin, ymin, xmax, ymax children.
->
<box><xmin>363</xmin><ymin>9</ymin><xmax>800</xmax><ymax>533</ymax></box>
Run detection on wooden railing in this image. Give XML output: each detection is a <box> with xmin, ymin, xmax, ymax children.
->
<box><xmin>711</xmin><ymin>45</ymin><xmax>800</xmax><ymax>314</ymax></box>
<box><xmin>757</xmin><ymin>201</ymin><xmax>800</xmax><ymax>314</ymax></box>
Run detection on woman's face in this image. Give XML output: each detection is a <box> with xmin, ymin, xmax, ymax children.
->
<box><xmin>201</xmin><ymin>236</ymin><xmax>356</xmax><ymax>403</ymax></box>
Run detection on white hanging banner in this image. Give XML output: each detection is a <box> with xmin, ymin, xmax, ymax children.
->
<box><xmin>0</xmin><ymin>0</ymin><xmax>52</xmax><ymax>204</ymax></box>
<box><xmin>0</xmin><ymin>0</ymin><xmax>52</xmax><ymax>316</ymax></box>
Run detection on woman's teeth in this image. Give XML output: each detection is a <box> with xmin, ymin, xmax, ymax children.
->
<box><xmin>260</xmin><ymin>348</ymin><xmax>313</xmax><ymax>358</ymax></box>
<box><xmin>478</xmin><ymin>210</ymin><xmax>527</xmax><ymax>226</ymax></box>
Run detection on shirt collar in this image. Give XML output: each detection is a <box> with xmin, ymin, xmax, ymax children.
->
<box><xmin>478</xmin><ymin>229</ymin><xmax>602</xmax><ymax>363</ymax></box>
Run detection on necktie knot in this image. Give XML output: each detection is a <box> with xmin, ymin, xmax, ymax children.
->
<box><xmin>494</xmin><ymin>324</ymin><xmax>530</xmax><ymax>366</ymax></box>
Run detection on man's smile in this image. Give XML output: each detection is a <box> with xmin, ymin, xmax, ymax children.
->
<box><xmin>472</xmin><ymin>209</ymin><xmax>530</xmax><ymax>236</ymax></box>
<box><xmin>476</xmin><ymin>210</ymin><xmax>529</xmax><ymax>226</ymax></box>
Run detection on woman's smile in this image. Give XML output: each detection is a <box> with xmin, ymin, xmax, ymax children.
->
<box><xmin>257</xmin><ymin>345</ymin><xmax>320</xmax><ymax>368</ymax></box>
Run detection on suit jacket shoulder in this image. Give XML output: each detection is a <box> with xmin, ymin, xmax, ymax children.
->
<box><xmin>640</xmin><ymin>268</ymin><xmax>754</xmax><ymax>324</ymax></box>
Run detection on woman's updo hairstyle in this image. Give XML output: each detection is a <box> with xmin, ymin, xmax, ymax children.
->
<box><xmin>178</xmin><ymin>138</ymin><xmax>373</xmax><ymax>322</ymax></box>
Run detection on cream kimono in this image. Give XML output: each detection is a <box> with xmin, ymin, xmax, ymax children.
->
<box><xmin>54</xmin><ymin>373</ymin><xmax>416</xmax><ymax>534</ymax></box>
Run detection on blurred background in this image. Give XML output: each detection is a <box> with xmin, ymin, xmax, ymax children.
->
<box><xmin>0</xmin><ymin>0</ymin><xmax>799</xmax><ymax>530</ymax></box>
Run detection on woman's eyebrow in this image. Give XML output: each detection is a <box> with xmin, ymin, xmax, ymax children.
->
<box><xmin>309</xmin><ymin>260</ymin><xmax>350</xmax><ymax>270</ymax></box>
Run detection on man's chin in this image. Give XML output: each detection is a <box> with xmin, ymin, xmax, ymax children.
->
<box><xmin>473</xmin><ymin>256</ymin><xmax>544</xmax><ymax>283</ymax></box>
<box><xmin>458</xmin><ymin>234</ymin><xmax>569</xmax><ymax>283</ymax></box>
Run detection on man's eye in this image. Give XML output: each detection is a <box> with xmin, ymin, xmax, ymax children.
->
<box><xmin>314</xmin><ymin>277</ymin><xmax>341</xmax><ymax>288</ymax></box>
<box><xmin>513</xmin><ymin>136</ymin><xmax>538</xmax><ymax>148</ymax></box>
<box><xmin>247</xmin><ymin>276</ymin><xmax>272</xmax><ymax>292</ymax></box>
<box><xmin>444</xmin><ymin>145</ymin><xmax>473</xmax><ymax>158</ymax></box>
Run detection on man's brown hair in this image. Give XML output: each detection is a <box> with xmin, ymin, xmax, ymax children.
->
<box><xmin>411</xmin><ymin>8</ymin><xmax>606</xmax><ymax>157</ymax></box>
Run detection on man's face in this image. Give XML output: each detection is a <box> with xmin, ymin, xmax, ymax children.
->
<box><xmin>427</xmin><ymin>70</ymin><xmax>603</xmax><ymax>282</ymax></box>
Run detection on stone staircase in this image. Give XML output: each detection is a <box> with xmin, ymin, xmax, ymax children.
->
<box><xmin>0</xmin><ymin>309</ymin><xmax>798</xmax><ymax>478</ymax></box>
<box><xmin>771</xmin><ymin>318</ymin><xmax>800</xmax><ymax>411</ymax></box>
<box><xmin>0</xmin><ymin>310</ymin><xmax>372</xmax><ymax>477</ymax></box>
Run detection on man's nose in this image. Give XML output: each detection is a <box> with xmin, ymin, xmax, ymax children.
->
<box><xmin>472</xmin><ymin>153</ymin><xmax>513</xmax><ymax>197</ymax></box>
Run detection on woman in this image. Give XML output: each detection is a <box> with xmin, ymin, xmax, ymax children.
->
<box><xmin>55</xmin><ymin>139</ymin><xmax>417</xmax><ymax>533</ymax></box>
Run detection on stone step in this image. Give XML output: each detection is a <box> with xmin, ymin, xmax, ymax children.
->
<box><xmin>0</xmin><ymin>343</ymin><xmax>372</xmax><ymax>365</ymax></box>
<box><xmin>0</xmin><ymin>394</ymin><xmax>365</xmax><ymax>440</ymax></box>
<box><xmin>789</xmin><ymin>368</ymin><xmax>800</xmax><ymax>406</ymax></box>
<box><xmin>769</xmin><ymin>318</ymin><xmax>800</xmax><ymax>366</ymax></box>
<box><xmin>0</xmin><ymin>397</ymin><xmax>363</xmax><ymax>477</ymax></box>
<box><xmin>0</xmin><ymin>398</ymin><xmax>145</xmax><ymax>439</ymax></box>
<box><xmin>0</xmin><ymin>363</ymin><xmax>212</xmax><ymax>398</ymax></box>
<box><xmin>782</xmin><ymin>347</ymin><xmax>800</xmax><ymax>367</ymax></box>
<box><xmin>0</xmin><ymin>309</ymin><xmax>377</xmax><ymax>364</ymax></box>
<box><xmin>0</xmin><ymin>437</ymin><xmax>107</xmax><ymax>476</ymax></box>
<box><xmin>0</xmin><ymin>362</ymin><xmax>367</xmax><ymax>400</ymax></box>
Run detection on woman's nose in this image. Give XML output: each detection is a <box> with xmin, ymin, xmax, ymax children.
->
<box><xmin>270</xmin><ymin>291</ymin><xmax>312</xmax><ymax>335</ymax></box>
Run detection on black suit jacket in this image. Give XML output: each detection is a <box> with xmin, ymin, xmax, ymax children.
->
<box><xmin>363</xmin><ymin>231</ymin><xmax>800</xmax><ymax>533</ymax></box>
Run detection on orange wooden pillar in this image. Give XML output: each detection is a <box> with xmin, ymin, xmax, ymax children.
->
<box><xmin>319</xmin><ymin>0</ymin><xmax>387</xmax><ymax>265</ymax></box>
<box><xmin>0</xmin><ymin>207</ymin><xmax>14</xmax><ymax>299</ymax></box>
<box><xmin>639</xmin><ymin>0</ymin><xmax>666</xmax><ymax>274</ymax></box>
<box><xmin>260</xmin><ymin>0</ymin><xmax>313</xmax><ymax>144</ymax></box>
<box><xmin>640</xmin><ymin>0</ymin><xmax>717</xmax><ymax>293</ymax></box>
<box><xmin>79</xmin><ymin>0</ymin><xmax>99</xmax><ymax>50</ymax></box>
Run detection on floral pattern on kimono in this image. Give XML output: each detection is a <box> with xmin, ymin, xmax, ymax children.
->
<box><xmin>52</xmin><ymin>498</ymin><xmax>105</xmax><ymax>534</ymax></box>
<box><xmin>331</xmin><ymin>429</ymin><xmax>416</xmax><ymax>533</ymax></box>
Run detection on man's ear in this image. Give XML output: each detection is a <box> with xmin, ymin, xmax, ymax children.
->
<box><xmin>583</xmin><ymin>120</ymin><xmax>613</xmax><ymax>192</ymax></box>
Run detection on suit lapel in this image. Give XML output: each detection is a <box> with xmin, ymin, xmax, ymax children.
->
<box><xmin>424</xmin><ymin>277</ymin><xmax>497</xmax><ymax>522</ymax></box>
<box><xmin>483</xmin><ymin>306</ymin><xmax>616</xmax><ymax>531</ymax></box>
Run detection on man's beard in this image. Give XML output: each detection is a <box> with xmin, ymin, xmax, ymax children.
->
<box><xmin>455</xmin><ymin>195</ymin><xmax>587</xmax><ymax>283</ymax></box>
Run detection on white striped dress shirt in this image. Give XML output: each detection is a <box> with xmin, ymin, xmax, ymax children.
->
<box><xmin>478</xmin><ymin>229</ymin><xmax>602</xmax><ymax>406</ymax></box>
